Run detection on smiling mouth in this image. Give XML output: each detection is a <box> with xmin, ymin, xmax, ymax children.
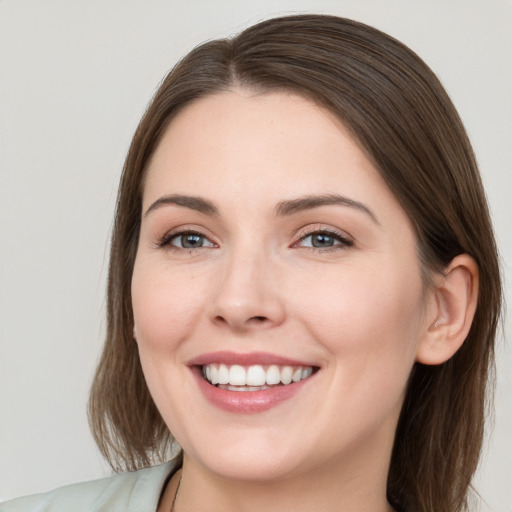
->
<box><xmin>201</xmin><ymin>363</ymin><xmax>316</xmax><ymax>391</ymax></box>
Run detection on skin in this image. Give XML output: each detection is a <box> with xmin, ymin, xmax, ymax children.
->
<box><xmin>131</xmin><ymin>89</ymin><xmax>452</xmax><ymax>512</ymax></box>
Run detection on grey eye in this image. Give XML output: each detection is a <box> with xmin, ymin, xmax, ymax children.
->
<box><xmin>300</xmin><ymin>233</ymin><xmax>340</xmax><ymax>248</ymax></box>
<box><xmin>310</xmin><ymin>233</ymin><xmax>336</xmax><ymax>247</ymax></box>
<box><xmin>296</xmin><ymin>230</ymin><xmax>353</xmax><ymax>250</ymax></box>
<box><xmin>171</xmin><ymin>233</ymin><xmax>214</xmax><ymax>249</ymax></box>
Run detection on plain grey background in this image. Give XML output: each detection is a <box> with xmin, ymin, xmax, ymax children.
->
<box><xmin>1</xmin><ymin>0</ymin><xmax>511</xmax><ymax>509</ymax></box>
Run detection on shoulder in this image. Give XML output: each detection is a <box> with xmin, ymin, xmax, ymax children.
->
<box><xmin>0</xmin><ymin>462</ymin><xmax>176</xmax><ymax>512</ymax></box>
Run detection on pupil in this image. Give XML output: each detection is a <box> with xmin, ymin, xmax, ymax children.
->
<box><xmin>183</xmin><ymin>234</ymin><xmax>202</xmax><ymax>248</ymax></box>
<box><xmin>312</xmin><ymin>234</ymin><xmax>334</xmax><ymax>247</ymax></box>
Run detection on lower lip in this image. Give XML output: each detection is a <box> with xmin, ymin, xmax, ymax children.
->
<box><xmin>192</xmin><ymin>367</ymin><xmax>314</xmax><ymax>414</ymax></box>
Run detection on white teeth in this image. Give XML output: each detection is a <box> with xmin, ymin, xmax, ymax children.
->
<box><xmin>301</xmin><ymin>367</ymin><xmax>313</xmax><ymax>379</ymax></box>
<box><xmin>247</xmin><ymin>365</ymin><xmax>266</xmax><ymax>386</ymax></box>
<box><xmin>280</xmin><ymin>366</ymin><xmax>293</xmax><ymax>385</ymax></box>
<box><xmin>210</xmin><ymin>365</ymin><xmax>218</xmax><ymax>384</ymax></box>
<box><xmin>228</xmin><ymin>365</ymin><xmax>246</xmax><ymax>385</ymax></box>
<box><xmin>202</xmin><ymin>363</ymin><xmax>315</xmax><ymax>388</ymax></box>
<box><xmin>266</xmin><ymin>365</ymin><xmax>281</xmax><ymax>385</ymax></box>
<box><xmin>217</xmin><ymin>364</ymin><xmax>229</xmax><ymax>385</ymax></box>
<box><xmin>218</xmin><ymin>384</ymin><xmax>270</xmax><ymax>392</ymax></box>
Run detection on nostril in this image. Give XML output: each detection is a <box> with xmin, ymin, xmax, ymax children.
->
<box><xmin>211</xmin><ymin>312</ymin><xmax>274</xmax><ymax>329</ymax></box>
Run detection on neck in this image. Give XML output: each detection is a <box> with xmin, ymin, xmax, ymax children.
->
<box><xmin>171</xmin><ymin>448</ymin><xmax>394</xmax><ymax>512</ymax></box>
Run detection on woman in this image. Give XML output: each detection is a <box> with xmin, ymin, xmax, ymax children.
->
<box><xmin>2</xmin><ymin>14</ymin><xmax>501</xmax><ymax>512</ymax></box>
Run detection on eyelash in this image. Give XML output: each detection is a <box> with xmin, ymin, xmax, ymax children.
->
<box><xmin>294</xmin><ymin>227</ymin><xmax>354</xmax><ymax>252</ymax></box>
<box><xmin>157</xmin><ymin>229</ymin><xmax>216</xmax><ymax>251</ymax></box>
<box><xmin>157</xmin><ymin>227</ymin><xmax>353</xmax><ymax>252</ymax></box>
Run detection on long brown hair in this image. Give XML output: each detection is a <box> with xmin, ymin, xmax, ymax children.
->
<box><xmin>88</xmin><ymin>14</ymin><xmax>502</xmax><ymax>512</ymax></box>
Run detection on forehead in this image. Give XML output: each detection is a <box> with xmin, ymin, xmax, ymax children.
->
<box><xmin>142</xmin><ymin>88</ymin><xmax>398</xmax><ymax>217</ymax></box>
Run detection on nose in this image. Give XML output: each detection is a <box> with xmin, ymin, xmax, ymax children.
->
<box><xmin>208</xmin><ymin>247</ymin><xmax>286</xmax><ymax>332</ymax></box>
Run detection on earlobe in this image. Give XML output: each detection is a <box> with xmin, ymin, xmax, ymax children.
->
<box><xmin>416</xmin><ymin>254</ymin><xmax>479</xmax><ymax>365</ymax></box>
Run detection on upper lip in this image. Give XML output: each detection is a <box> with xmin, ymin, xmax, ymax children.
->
<box><xmin>188</xmin><ymin>351</ymin><xmax>318</xmax><ymax>367</ymax></box>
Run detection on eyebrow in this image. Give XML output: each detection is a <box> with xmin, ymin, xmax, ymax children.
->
<box><xmin>275</xmin><ymin>194</ymin><xmax>380</xmax><ymax>224</ymax></box>
<box><xmin>145</xmin><ymin>194</ymin><xmax>219</xmax><ymax>217</ymax></box>
<box><xmin>144</xmin><ymin>192</ymin><xmax>379</xmax><ymax>225</ymax></box>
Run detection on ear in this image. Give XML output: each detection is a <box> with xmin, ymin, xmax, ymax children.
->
<box><xmin>416</xmin><ymin>254</ymin><xmax>479</xmax><ymax>365</ymax></box>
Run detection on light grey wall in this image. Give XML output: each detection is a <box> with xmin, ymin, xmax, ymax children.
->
<box><xmin>1</xmin><ymin>1</ymin><xmax>510</xmax><ymax>509</ymax></box>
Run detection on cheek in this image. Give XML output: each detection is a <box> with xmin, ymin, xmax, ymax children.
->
<box><xmin>131</xmin><ymin>258</ymin><xmax>206</xmax><ymax>355</ymax></box>
<box><xmin>130</xmin><ymin>259</ymin><xmax>206</xmax><ymax>434</ymax></box>
<box><xmin>301</xmin><ymin>259</ymin><xmax>424</xmax><ymax>366</ymax></box>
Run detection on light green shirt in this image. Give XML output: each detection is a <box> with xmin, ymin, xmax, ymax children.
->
<box><xmin>0</xmin><ymin>462</ymin><xmax>176</xmax><ymax>512</ymax></box>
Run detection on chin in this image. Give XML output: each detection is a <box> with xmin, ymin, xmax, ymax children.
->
<box><xmin>181</xmin><ymin>429</ymin><xmax>308</xmax><ymax>483</ymax></box>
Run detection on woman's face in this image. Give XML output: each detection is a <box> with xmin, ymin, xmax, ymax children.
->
<box><xmin>132</xmin><ymin>89</ymin><xmax>434</xmax><ymax>482</ymax></box>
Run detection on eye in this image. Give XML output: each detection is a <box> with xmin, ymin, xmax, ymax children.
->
<box><xmin>296</xmin><ymin>230</ymin><xmax>353</xmax><ymax>250</ymax></box>
<box><xmin>161</xmin><ymin>230</ymin><xmax>216</xmax><ymax>249</ymax></box>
